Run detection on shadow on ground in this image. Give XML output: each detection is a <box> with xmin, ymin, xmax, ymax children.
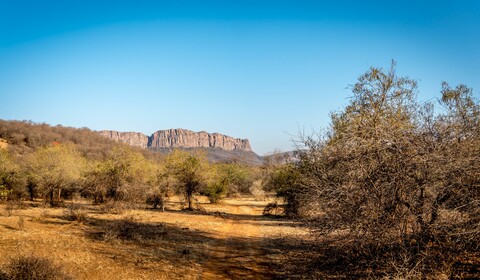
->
<box><xmin>144</xmin><ymin>208</ymin><xmax>305</xmax><ymax>229</ymax></box>
<box><xmin>81</xmin><ymin>215</ymin><xmax>287</xmax><ymax>279</ymax></box>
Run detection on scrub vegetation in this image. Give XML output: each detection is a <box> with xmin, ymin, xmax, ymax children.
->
<box><xmin>1</xmin><ymin>63</ymin><xmax>478</xmax><ymax>279</ymax></box>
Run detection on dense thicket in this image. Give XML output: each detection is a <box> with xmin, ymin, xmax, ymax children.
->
<box><xmin>266</xmin><ymin>63</ymin><xmax>479</xmax><ymax>277</ymax></box>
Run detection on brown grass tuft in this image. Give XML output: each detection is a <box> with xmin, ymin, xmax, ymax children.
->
<box><xmin>2</xmin><ymin>256</ymin><xmax>71</xmax><ymax>280</ymax></box>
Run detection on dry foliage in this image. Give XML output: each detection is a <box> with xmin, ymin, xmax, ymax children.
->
<box><xmin>1</xmin><ymin>256</ymin><xmax>71</xmax><ymax>280</ymax></box>
<box><xmin>97</xmin><ymin>216</ymin><xmax>166</xmax><ymax>243</ymax></box>
<box><xmin>268</xmin><ymin>62</ymin><xmax>480</xmax><ymax>278</ymax></box>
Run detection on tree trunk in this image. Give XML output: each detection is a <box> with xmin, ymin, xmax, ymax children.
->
<box><xmin>49</xmin><ymin>190</ymin><xmax>54</xmax><ymax>206</ymax></box>
<box><xmin>27</xmin><ymin>183</ymin><xmax>35</xmax><ymax>201</ymax></box>
<box><xmin>186</xmin><ymin>183</ymin><xmax>195</xmax><ymax>210</ymax></box>
<box><xmin>57</xmin><ymin>188</ymin><xmax>62</xmax><ymax>205</ymax></box>
<box><xmin>188</xmin><ymin>194</ymin><xmax>193</xmax><ymax>210</ymax></box>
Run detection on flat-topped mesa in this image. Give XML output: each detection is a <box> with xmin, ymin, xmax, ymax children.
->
<box><xmin>98</xmin><ymin>129</ymin><xmax>252</xmax><ymax>152</ymax></box>
<box><xmin>149</xmin><ymin>129</ymin><xmax>252</xmax><ymax>151</ymax></box>
<box><xmin>98</xmin><ymin>130</ymin><xmax>149</xmax><ymax>149</ymax></box>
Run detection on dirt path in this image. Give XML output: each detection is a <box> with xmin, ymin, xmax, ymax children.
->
<box><xmin>0</xmin><ymin>198</ymin><xmax>306</xmax><ymax>279</ymax></box>
<box><xmin>200</xmin><ymin>205</ymin><xmax>270</xmax><ymax>279</ymax></box>
<box><xmin>159</xmin><ymin>197</ymin><xmax>298</xmax><ymax>279</ymax></box>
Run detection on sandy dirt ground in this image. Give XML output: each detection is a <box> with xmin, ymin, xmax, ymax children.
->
<box><xmin>0</xmin><ymin>197</ymin><xmax>307</xmax><ymax>279</ymax></box>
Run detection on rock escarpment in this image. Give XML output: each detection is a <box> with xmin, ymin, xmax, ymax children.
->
<box><xmin>150</xmin><ymin>129</ymin><xmax>251</xmax><ymax>151</ymax></box>
<box><xmin>98</xmin><ymin>129</ymin><xmax>252</xmax><ymax>152</ymax></box>
<box><xmin>98</xmin><ymin>131</ymin><xmax>149</xmax><ymax>149</ymax></box>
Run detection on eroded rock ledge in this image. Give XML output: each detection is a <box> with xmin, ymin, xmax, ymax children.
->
<box><xmin>98</xmin><ymin>129</ymin><xmax>252</xmax><ymax>152</ymax></box>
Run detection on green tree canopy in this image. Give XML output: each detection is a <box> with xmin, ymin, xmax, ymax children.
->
<box><xmin>27</xmin><ymin>143</ymin><xmax>84</xmax><ymax>206</ymax></box>
<box><xmin>163</xmin><ymin>150</ymin><xmax>210</xmax><ymax>210</ymax></box>
<box><xmin>83</xmin><ymin>146</ymin><xmax>156</xmax><ymax>203</ymax></box>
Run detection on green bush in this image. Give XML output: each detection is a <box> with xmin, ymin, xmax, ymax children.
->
<box><xmin>203</xmin><ymin>183</ymin><xmax>227</xmax><ymax>203</ymax></box>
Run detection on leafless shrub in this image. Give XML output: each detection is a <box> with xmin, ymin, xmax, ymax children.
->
<box><xmin>17</xmin><ymin>216</ymin><xmax>24</xmax><ymax>230</ymax></box>
<box><xmin>62</xmin><ymin>205</ymin><xmax>88</xmax><ymax>223</ymax></box>
<box><xmin>3</xmin><ymin>201</ymin><xmax>29</xmax><ymax>217</ymax></box>
<box><xmin>97</xmin><ymin>201</ymin><xmax>116</xmax><ymax>214</ymax></box>
<box><xmin>39</xmin><ymin>208</ymin><xmax>50</xmax><ymax>220</ymax></box>
<box><xmin>4</xmin><ymin>202</ymin><xmax>13</xmax><ymax>216</ymax></box>
<box><xmin>250</xmin><ymin>181</ymin><xmax>266</xmax><ymax>201</ymax></box>
<box><xmin>263</xmin><ymin>202</ymin><xmax>284</xmax><ymax>216</ymax></box>
<box><xmin>146</xmin><ymin>193</ymin><xmax>164</xmax><ymax>211</ymax></box>
<box><xmin>275</xmin><ymin>63</ymin><xmax>480</xmax><ymax>278</ymax></box>
<box><xmin>97</xmin><ymin>201</ymin><xmax>132</xmax><ymax>214</ymax></box>
<box><xmin>2</xmin><ymin>256</ymin><xmax>71</xmax><ymax>280</ymax></box>
<box><xmin>101</xmin><ymin>216</ymin><xmax>166</xmax><ymax>243</ymax></box>
<box><xmin>195</xmin><ymin>204</ymin><xmax>208</xmax><ymax>214</ymax></box>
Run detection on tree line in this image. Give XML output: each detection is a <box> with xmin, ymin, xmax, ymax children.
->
<box><xmin>0</xmin><ymin>121</ymin><xmax>259</xmax><ymax>209</ymax></box>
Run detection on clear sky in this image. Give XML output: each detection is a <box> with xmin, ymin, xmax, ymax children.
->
<box><xmin>0</xmin><ymin>1</ymin><xmax>479</xmax><ymax>154</ymax></box>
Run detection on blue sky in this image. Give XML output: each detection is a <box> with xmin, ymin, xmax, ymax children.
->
<box><xmin>0</xmin><ymin>1</ymin><xmax>479</xmax><ymax>154</ymax></box>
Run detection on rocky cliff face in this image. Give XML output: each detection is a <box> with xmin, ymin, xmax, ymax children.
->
<box><xmin>98</xmin><ymin>131</ymin><xmax>149</xmax><ymax>148</ymax></box>
<box><xmin>98</xmin><ymin>129</ymin><xmax>252</xmax><ymax>152</ymax></box>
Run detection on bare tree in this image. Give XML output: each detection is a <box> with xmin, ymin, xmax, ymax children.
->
<box><xmin>279</xmin><ymin>62</ymin><xmax>479</xmax><ymax>277</ymax></box>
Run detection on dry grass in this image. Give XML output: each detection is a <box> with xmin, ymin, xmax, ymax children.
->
<box><xmin>0</xmin><ymin>138</ymin><xmax>8</xmax><ymax>150</ymax></box>
<box><xmin>2</xmin><ymin>255</ymin><xmax>72</xmax><ymax>280</ymax></box>
<box><xmin>0</xmin><ymin>196</ymin><xmax>306</xmax><ymax>279</ymax></box>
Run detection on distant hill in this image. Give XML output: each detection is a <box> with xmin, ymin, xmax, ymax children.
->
<box><xmin>0</xmin><ymin>120</ymin><xmax>265</xmax><ymax>165</ymax></box>
<box><xmin>0</xmin><ymin>120</ymin><xmax>118</xmax><ymax>159</ymax></box>
<box><xmin>0</xmin><ymin>119</ymin><xmax>142</xmax><ymax>160</ymax></box>
<box><xmin>98</xmin><ymin>129</ymin><xmax>252</xmax><ymax>151</ymax></box>
<box><xmin>98</xmin><ymin>128</ymin><xmax>263</xmax><ymax>165</ymax></box>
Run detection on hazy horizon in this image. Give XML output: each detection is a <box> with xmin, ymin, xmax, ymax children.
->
<box><xmin>1</xmin><ymin>1</ymin><xmax>479</xmax><ymax>154</ymax></box>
